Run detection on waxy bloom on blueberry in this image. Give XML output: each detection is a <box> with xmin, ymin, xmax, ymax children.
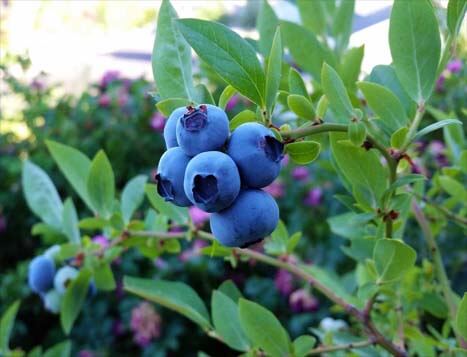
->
<box><xmin>54</xmin><ymin>266</ymin><xmax>79</xmax><ymax>294</ymax></box>
<box><xmin>156</xmin><ymin>147</ymin><xmax>191</xmax><ymax>207</ymax></box>
<box><xmin>163</xmin><ymin>106</ymin><xmax>186</xmax><ymax>149</ymax></box>
<box><xmin>210</xmin><ymin>189</ymin><xmax>279</xmax><ymax>247</ymax></box>
<box><xmin>184</xmin><ymin>151</ymin><xmax>240</xmax><ymax>212</ymax></box>
<box><xmin>43</xmin><ymin>289</ymin><xmax>62</xmax><ymax>314</ymax></box>
<box><xmin>227</xmin><ymin>123</ymin><xmax>284</xmax><ymax>188</ymax></box>
<box><xmin>28</xmin><ymin>255</ymin><xmax>55</xmax><ymax>294</ymax></box>
<box><xmin>176</xmin><ymin>104</ymin><xmax>229</xmax><ymax>156</ymax></box>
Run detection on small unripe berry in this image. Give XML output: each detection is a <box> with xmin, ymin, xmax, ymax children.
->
<box><xmin>28</xmin><ymin>255</ymin><xmax>55</xmax><ymax>294</ymax></box>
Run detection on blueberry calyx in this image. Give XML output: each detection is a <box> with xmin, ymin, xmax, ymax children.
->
<box><xmin>181</xmin><ymin>105</ymin><xmax>208</xmax><ymax>132</ymax></box>
<box><xmin>192</xmin><ymin>174</ymin><xmax>219</xmax><ymax>204</ymax></box>
<box><xmin>262</xmin><ymin>135</ymin><xmax>284</xmax><ymax>163</ymax></box>
<box><xmin>156</xmin><ymin>173</ymin><xmax>174</xmax><ymax>201</ymax></box>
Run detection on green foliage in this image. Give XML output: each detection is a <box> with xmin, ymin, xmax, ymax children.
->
<box><xmin>285</xmin><ymin>141</ymin><xmax>320</xmax><ymax>165</ymax></box>
<box><xmin>0</xmin><ymin>301</ymin><xmax>20</xmax><ymax>355</ymax></box>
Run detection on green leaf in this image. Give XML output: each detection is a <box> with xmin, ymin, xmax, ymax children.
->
<box><xmin>0</xmin><ymin>301</ymin><xmax>20</xmax><ymax>354</ymax></box>
<box><xmin>94</xmin><ymin>263</ymin><xmax>116</xmax><ymax>291</ymax></box>
<box><xmin>145</xmin><ymin>184</ymin><xmax>188</xmax><ymax>224</ymax></box>
<box><xmin>288</xmin><ymin>68</ymin><xmax>308</xmax><ymax>98</ymax></box>
<box><xmin>22</xmin><ymin>161</ymin><xmax>63</xmax><ymax>229</ymax></box>
<box><xmin>218</xmin><ymin>85</ymin><xmax>237</xmax><ymax>110</ymax></box>
<box><xmin>293</xmin><ymin>335</ymin><xmax>316</xmax><ymax>357</ymax></box>
<box><xmin>153</xmin><ymin>0</ymin><xmax>195</xmax><ymax>100</ymax></box>
<box><xmin>447</xmin><ymin>0</ymin><xmax>467</xmax><ymax>35</ymax></box>
<box><xmin>348</xmin><ymin>121</ymin><xmax>366</xmax><ymax>147</ymax></box>
<box><xmin>177</xmin><ymin>19</ymin><xmax>265</xmax><ymax>106</ymax></box>
<box><xmin>121</xmin><ymin>175</ymin><xmax>148</xmax><ymax>224</ymax></box>
<box><xmin>43</xmin><ymin>340</ymin><xmax>71</xmax><ymax>357</ymax></box>
<box><xmin>339</xmin><ymin>46</ymin><xmax>364</xmax><ymax>90</ymax></box>
<box><xmin>60</xmin><ymin>269</ymin><xmax>92</xmax><ymax>334</ymax></box>
<box><xmin>265</xmin><ymin>27</ymin><xmax>282</xmax><ymax>116</ymax></box>
<box><xmin>78</xmin><ymin>217</ymin><xmax>108</xmax><ymax>230</ymax></box>
<box><xmin>321</xmin><ymin>63</ymin><xmax>354</xmax><ymax>122</ymax></box>
<box><xmin>87</xmin><ymin>151</ymin><xmax>115</xmax><ymax>218</ymax></box>
<box><xmin>286</xmin><ymin>141</ymin><xmax>320</xmax><ymax>165</ymax></box>
<box><xmin>389</xmin><ymin>0</ymin><xmax>441</xmax><ymax>103</ymax></box>
<box><xmin>62</xmin><ymin>198</ymin><xmax>80</xmax><ymax>244</ymax></box>
<box><xmin>257</xmin><ymin>0</ymin><xmax>279</xmax><ymax>57</ymax></box>
<box><xmin>195</xmin><ymin>84</ymin><xmax>215</xmax><ymax>105</ymax></box>
<box><xmin>287</xmin><ymin>95</ymin><xmax>315</xmax><ymax>120</ymax></box>
<box><xmin>413</xmin><ymin>119</ymin><xmax>462</xmax><ymax>141</ymax></box>
<box><xmin>212</xmin><ymin>291</ymin><xmax>250</xmax><ymax>352</ymax></box>
<box><xmin>264</xmin><ymin>220</ymin><xmax>289</xmax><ymax>255</ymax></box>
<box><xmin>332</xmin><ymin>0</ymin><xmax>355</xmax><ymax>55</ymax></box>
<box><xmin>286</xmin><ymin>232</ymin><xmax>302</xmax><ymax>254</ymax></box>
<box><xmin>218</xmin><ymin>280</ymin><xmax>243</xmax><ymax>303</ymax></box>
<box><xmin>281</xmin><ymin>21</ymin><xmax>335</xmax><ymax>81</ymax></box>
<box><xmin>46</xmin><ymin>140</ymin><xmax>92</xmax><ymax>209</ymax></box>
<box><xmin>391</xmin><ymin>127</ymin><xmax>409</xmax><ymax>149</ymax></box>
<box><xmin>456</xmin><ymin>293</ymin><xmax>467</xmax><ymax>339</ymax></box>
<box><xmin>439</xmin><ymin>175</ymin><xmax>467</xmax><ymax>201</ymax></box>
<box><xmin>238</xmin><ymin>299</ymin><xmax>290</xmax><ymax>357</ymax></box>
<box><xmin>229</xmin><ymin>110</ymin><xmax>258</xmax><ymax>131</ymax></box>
<box><xmin>156</xmin><ymin>98</ymin><xmax>191</xmax><ymax>117</ymax></box>
<box><xmin>124</xmin><ymin>276</ymin><xmax>211</xmax><ymax>329</ymax></box>
<box><xmin>328</xmin><ymin>212</ymin><xmax>373</xmax><ymax>240</ymax></box>
<box><xmin>358</xmin><ymin>81</ymin><xmax>408</xmax><ymax>135</ymax></box>
<box><xmin>297</xmin><ymin>0</ymin><xmax>325</xmax><ymax>35</ymax></box>
<box><xmin>316</xmin><ymin>95</ymin><xmax>329</xmax><ymax>119</ymax></box>
<box><xmin>374</xmin><ymin>239</ymin><xmax>416</xmax><ymax>283</ymax></box>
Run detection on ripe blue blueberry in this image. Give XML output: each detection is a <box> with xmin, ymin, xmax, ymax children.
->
<box><xmin>163</xmin><ymin>106</ymin><xmax>186</xmax><ymax>149</ymax></box>
<box><xmin>184</xmin><ymin>151</ymin><xmax>240</xmax><ymax>212</ymax></box>
<box><xmin>54</xmin><ymin>266</ymin><xmax>79</xmax><ymax>294</ymax></box>
<box><xmin>28</xmin><ymin>255</ymin><xmax>55</xmax><ymax>294</ymax></box>
<box><xmin>156</xmin><ymin>147</ymin><xmax>192</xmax><ymax>206</ymax></box>
<box><xmin>176</xmin><ymin>104</ymin><xmax>229</xmax><ymax>156</ymax></box>
<box><xmin>43</xmin><ymin>289</ymin><xmax>61</xmax><ymax>314</ymax></box>
<box><xmin>210</xmin><ymin>189</ymin><xmax>279</xmax><ymax>247</ymax></box>
<box><xmin>227</xmin><ymin>123</ymin><xmax>284</xmax><ymax>188</ymax></box>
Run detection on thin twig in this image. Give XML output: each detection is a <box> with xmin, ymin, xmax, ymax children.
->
<box><xmin>410</xmin><ymin>192</ymin><xmax>467</xmax><ymax>227</ymax></box>
<box><xmin>308</xmin><ymin>339</ymin><xmax>374</xmax><ymax>356</ymax></box>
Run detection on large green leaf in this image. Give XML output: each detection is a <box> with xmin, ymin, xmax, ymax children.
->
<box><xmin>156</xmin><ymin>98</ymin><xmax>192</xmax><ymax>117</ymax></box>
<box><xmin>145</xmin><ymin>184</ymin><xmax>188</xmax><ymax>224</ymax></box>
<box><xmin>46</xmin><ymin>140</ymin><xmax>92</xmax><ymax>209</ymax></box>
<box><xmin>212</xmin><ymin>291</ymin><xmax>250</xmax><ymax>352</ymax></box>
<box><xmin>286</xmin><ymin>141</ymin><xmax>320</xmax><ymax>165</ymax></box>
<box><xmin>281</xmin><ymin>21</ymin><xmax>335</xmax><ymax>81</ymax></box>
<box><xmin>218</xmin><ymin>280</ymin><xmax>243</xmax><ymax>302</ymax></box>
<box><xmin>265</xmin><ymin>27</ymin><xmax>282</xmax><ymax>116</ymax></box>
<box><xmin>218</xmin><ymin>85</ymin><xmax>237</xmax><ymax>110</ymax></box>
<box><xmin>339</xmin><ymin>46</ymin><xmax>364</xmax><ymax>90</ymax></box>
<box><xmin>297</xmin><ymin>0</ymin><xmax>326</xmax><ymax>35</ymax></box>
<box><xmin>288</xmin><ymin>67</ymin><xmax>308</xmax><ymax>98</ymax></box>
<box><xmin>293</xmin><ymin>335</ymin><xmax>317</xmax><ymax>357</ymax></box>
<box><xmin>121</xmin><ymin>175</ymin><xmax>148</xmax><ymax>224</ymax></box>
<box><xmin>322</xmin><ymin>63</ymin><xmax>354</xmax><ymax>122</ymax></box>
<box><xmin>177</xmin><ymin>19</ymin><xmax>265</xmax><ymax>106</ymax></box>
<box><xmin>257</xmin><ymin>0</ymin><xmax>279</xmax><ymax>56</ymax></box>
<box><xmin>87</xmin><ymin>151</ymin><xmax>115</xmax><ymax>219</ymax></box>
<box><xmin>0</xmin><ymin>301</ymin><xmax>20</xmax><ymax>355</ymax></box>
<box><xmin>22</xmin><ymin>161</ymin><xmax>63</xmax><ymax>229</ymax></box>
<box><xmin>94</xmin><ymin>263</ymin><xmax>116</xmax><ymax>291</ymax></box>
<box><xmin>124</xmin><ymin>276</ymin><xmax>211</xmax><ymax>329</ymax></box>
<box><xmin>389</xmin><ymin>0</ymin><xmax>441</xmax><ymax>103</ymax></box>
<box><xmin>358</xmin><ymin>81</ymin><xmax>408</xmax><ymax>135</ymax></box>
<box><xmin>60</xmin><ymin>269</ymin><xmax>92</xmax><ymax>334</ymax></box>
<box><xmin>374</xmin><ymin>239</ymin><xmax>416</xmax><ymax>283</ymax></box>
<box><xmin>239</xmin><ymin>299</ymin><xmax>290</xmax><ymax>357</ymax></box>
<box><xmin>43</xmin><ymin>340</ymin><xmax>71</xmax><ymax>357</ymax></box>
<box><xmin>414</xmin><ymin>119</ymin><xmax>462</xmax><ymax>141</ymax></box>
<box><xmin>229</xmin><ymin>110</ymin><xmax>258</xmax><ymax>131</ymax></box>
<box><xmin>287</xmin><ymin>95</ymin><xmax>315</xmax><ymax>120</ymax></box>
<box><xmin>447</xmin><ymin>0</ymin><xmax>467</xmax><ymax>35</ymax></box>
<box><xmin>331</xmin><ymin>0</ymin><xmax>355</xmax><ymax>55</ymax></box>
<box><xmin>153</xmin><ymin>0</ymin><xmax>195</xmax><ymax>100</ymax></box>
<box><xmin>457</xmin><ymin>293</ymin><xmax>467</xmax><ymax>339</ymax></box>
<box><xmin>62</xmin><ymin>198</ymin><xmax>80</xmax><ymax>244</ymax></box>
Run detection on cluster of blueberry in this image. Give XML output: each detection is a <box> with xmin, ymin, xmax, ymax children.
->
<box><xmin>157</xmin><ymin>104</ymin><xmax>284</xmax><ymax>247</ymax></box>
<box><xmin>28</xmin><ymin>247</ymin><xmax>93</xmax><ymax>313</ymax></box>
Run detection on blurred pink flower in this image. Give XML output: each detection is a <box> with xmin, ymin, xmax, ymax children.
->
<box><xmin>169</xmin><ymin>225</ymin><xmax>184</xmax><ymax>233</ymax></box>
<box><xmin>447</xmin><ymin>59</ymin><xmax>462</xmax><ymax>74</ymax></box>
<box><xmin>179</xmin><ymin>239</ymin><xmax>208</xmax><ymax>262</ymax></box>
<box><xmin>281</xmin><ymin>154</ymin><xmax>290</xmax><ymax>167</ymax></box>
<box><xmin>429</xmin><ymin>140</ymin><xmax>445</xmax><ymax>156</ymax></box>
<box><xmin>154</xmin><ymin>257</ymin><xmax>168</xmax><ymax>269</ymax></box>
<box><xmin>275</xmin><ymin>269</ymin><xmax>294</xmax><ymax>296</ymax></box>
<box><xmin>112</xmin><ymin>319</ymin><xmax>125</xmax><ymax>336</ymax></box>
<box><xmin>289</xmin><ymin>289</ymin><xmax>319</xmax><ymax>313</ymax></box>
<box><xmin>78</xmin><ymin>351</ymin><xmax>94</xmax><ymax>357</ymax></box>
<box><xmin>263</xmin><ymin>181</ymin><xmax>285</xmax><ymax>198</ymax></box>
<box><xmin>130</xmin><ymin>302</ymin><xmax>162</xmax><ymax>348</ymax></box>
<box><xmin>150</xmin><ymin>112</ymin><xmax>166</xmax><ymax>132</ymax></box>
<box><xmin>98</xmin><ymin>94</ymin><xmax>111</xmax><ymax>107</ymax></box>
<box><xmin>226</xmin><ymin>95</ymin><xmax>239</xmax><ymax>111</ymax></box>
<box><xmin>0</xmin><ymin>214</ymin><xmax>6</xmax><ymax>233</ymax></box>
<box><xmin>304</xmin><ymin>187</ymin><xmax>323</xmax><ymax>207</ymax></box>
<box><xmin>292</xmin><ymin>166</ymin><xmax>309</xmax><ymax>181</ymax></box>
<box><xmin>92</xmin><ymin>235</ymin><xmax>109</xmax><ymax>249</ymax></box>
<box><xmin>100</xmin><ymin>70</ymin><xmax>120</xmax><ymax>88</ymax></box>
<box><xmin>31</xmin><ymin>78</ymin><xmax>45</xmax><ymax>91</ymax></box>
<box><xmin>117</xmin><ymin>90</ymin><xmax>129</xmax><ymax>107</ymax></box>
<box><xmin>436</xmin><ymin>75</ymin><xmax>445</xmax><ymax>92</ymax></box>
<box><xmin>189</xmin><ymin>206</ymin><xmax>210</xmax><ymax>227</ymax></box>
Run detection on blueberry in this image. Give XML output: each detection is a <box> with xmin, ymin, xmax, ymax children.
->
<box><xmin>54</xmin><ymin>266</ymin><xmax>79</xmax><ymax>294</ymax></box>
<box><xmin>227</xmin><ymin>123</ymin><xmax>284</xmax><ymax>188</ymax></box>
<box><xmin>42</xmin><ymin>289</ymin><xmax>61</xmax><ymax>314</ymax></box>
<box><xmin>164</xmin><ymin>107</ymin><xmax>186</xmax><ymax>149</ymax></box>
<box><xmin>176</xmin><ymin>104</ymin><xmax>229</xmax><ymax>156</ymax></box>
<box><xmin>28</xmin><ymin>255</ymin><xmax>55</xmax><ymax>294</ymax></box>
<box><xmin>184</xmin><ymin>151</ymin><xmax>240</xmax><ymax>212</ymax></box>
<box><xmin>156</xmin><ymin>147</ymin><xmax>192</xmax><ymax>206</ymax></box>
<box><xmin>210</xmin><ymin>189</ymin><xmax>279</xmax><ymax>247</ymax></box>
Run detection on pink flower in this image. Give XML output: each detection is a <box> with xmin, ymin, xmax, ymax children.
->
<box><xmin>92</xmin><ymin>235</ymin><xmax>109</xmax><ymax>249</ymax></box>
<box><xmin>189</xmin><ymin>206</ymin><xmax>210</xmax><ymax>227</ymax></box>
<box><xmin>154</xmin><ymin>258</ymin><xmax>168</xmax><ymax>269</ymax></box>
<box><xmin>117</xmin><ymin>90</ymin><xmax>129</xmax><ymax>107</ymax></box>
<box><xmin>275</xmin><ymin>269</ymin><xmax>294</xmax><ymax>296</ymax></box>
<box><xmin>98</xmin><ymin>94</ymin><xmax>111</xmax><ymax>107</ymax></box>
<box><xmin>130</xmin><ymin>302</ymin><xmax>162</xmax><ymax>348</ymax></box>
<box><xmin>289</xmin><ymin>289</ymin><xmax>319</xmax><ymax>313</ymax></box>
<box><xmin>31</xmin><ymin>78</ymin><xmax>45</xmax><ymax>91</ymax></box>
<box><xmin>100</xmin><ymin>70</ymin><xmax>120</xmax><ymax>88</ymax></box>
<box><xmin>226</xmin><ymin>95</ymin><xmax>239</xmax><ymax>111</ymax></box>
<box><xmin>179</xmin><ymin>239</ymin><xmax>208</xmax><ymax>262</ymax></box>
<box><xmin>447</xmin><ymin>59</ymin><xmax>462</xmax><ymax>74</ymax></box>
<box><xmin>436</xmin><ymin>75</ymin><xmax>445</xmax><ymax>92</ymax></box>
<box><xmin>263</xmin><ymin>181</ymin><xmax>285</xmax><ymax>198</ymax></box>
<box><xmin>150</xmin><ymin>112</ymin><xmax>166</xmax><ymax>132</ymax></box>
<box><xmin>281</xmin><ymin>154</ymin><xmax>289</xmax><ymax>167</ymax></box>
<box><xmin>292</xmin><ymin>166</ymin><xmax>309</xmax><ymax>181</ymax></box>
<box><xmin>304</xmin><ymin>187</ymin><xmax>322</xmax><ymax>207</ymax></box>
<box><xmin>429</xmin><ymin>140</ymin><xmax>445</xmax><ymax>156</ymax></box>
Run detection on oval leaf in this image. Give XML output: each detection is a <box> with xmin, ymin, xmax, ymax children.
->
<box><xmin>456</xmin><ymin>293</ymin><xmax>467</xmax><ymax>339</ymax></box>
<box><xmin>265</xmin><ymin>27</ymin><xmax>282</xmax><ymax>116</ymax></box>
<box><xmin>62</xmin><ymin>198</ymin><xmax>80</xmax><ymax>244</ymax></box>
<box><xmin>374</xmin><ymin>239</ymin><xmax>416</xmax><ymax>283</ymax></box>
<box><xmin>121</xmin><ymin>175</ymin><xmax>148</xmax><ymax>224</ymax></box>
<box><xmin>349</xmin><ymin>121</ymin><xmax>366</xmax><ymax>147</ymax></box>
<box><xmin>229</xmin><ymin>110</ymin><xmax>258</xmax><ymax>131</ymax></box>
<box><xmin>145</xmin><ymin>184</ymin><xmax>188</xmax><ymax>224</ymax></box>
<box><xmin>257</xmin><ymin>0</ymin><xmax>279</xmax><ymax>56</ymax></box>
<box><xmin>287</xmin><ymin>95</ymin><xmax>315</xmax><ymax>120</ymax></box>
<box><xmin>286</xmin><ymin>141</ymin><xmax>320</xmax><ymax>165</ymax></box>
<box><xmin>87</xmin><ymin>151</ymin><xmax>115</xmax><ymax>219</ymax></box>
<box><xmin>414</xmin><ymin>119</ymin><xmax>462</xmax><ymax>141</ymax></box>
<box><xmin>288</xmin><ymin>67</ymin><xmax>308</xmax><ymax>98</ymax></box>
<box><xmin>218</xmin><ymin>85</ymin><xmax>237</xmax><ymax>110</ymax></box>
<box><xmin>156</xmin><ymin>98</ymin><xmax>192</xmax><ymax>117</ymax></box>
<box><xmin>321</xmin><ymin>63</ymin><xmax>354</xmax><ymax>122</ymax></box>
<box><xmin>0</xmin><ymin>301</ymin><xmax>20</xmax><ymax>354</ymax></box>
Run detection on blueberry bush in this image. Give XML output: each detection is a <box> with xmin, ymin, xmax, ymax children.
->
<box><xmin>2</xmin><ymin>0</ymin><xmax>467</xmax><ymax>356</ymax></box>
